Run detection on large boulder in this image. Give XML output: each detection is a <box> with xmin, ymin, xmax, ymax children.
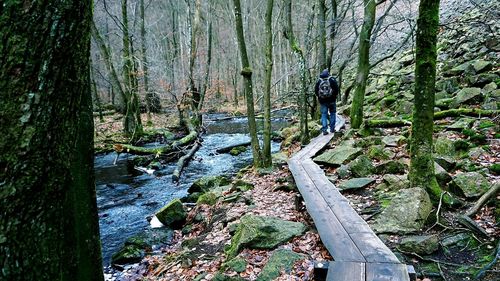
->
<box><xmin>372</xmin><ymin>188</ymin><xmax>432</xmax><ymax>234</ymax></box>
<box><xmin>450</xmin><ymin>87</ymin><xmax>482</xmax><ymax>108</ymax></box>
<box><xmin>188</xmin><ymin>175</ymin><xmax>231</xmax><ymax>193</ymax></box>
<box><xmin>257</xmin><ymin>249</ymin><xmax>305</xmax><ymax>281</ymax></box>
<box><xmin>225</xmin><ymin>215</ymin><xmax>306</xmax><ymax>258</ymax></box>
<box><xmin>449</xmin><ymin>172</ymin><xmax>490</xmax><ymax>198</ymax></box>
<box><xmin>314</xmin><ymin>145</ymin><xmax>362</xmax><ymax>167</ymax></box>
<box><xmin>348</xmin><ymin>155</ymin><xmax>374</xmax><ymax>177</ymax></box>
<box><xmin>397</xmin><ymin>235</ymin><xmax>439</xmax><ymax>255</ymax></box>
<box><xmin>155</xmin><ymin>199</ymin><xmax>187</xmax><ymax>228</ymax></box>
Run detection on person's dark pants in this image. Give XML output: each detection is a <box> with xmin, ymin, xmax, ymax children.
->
<box><xmin>320</xmin><ymin>101</ymin><xmax>336</xmax><ymax>133</ymax></box>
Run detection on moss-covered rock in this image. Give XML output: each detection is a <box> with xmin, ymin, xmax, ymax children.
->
<box><xmin>111</xmin><ymin>228</ymin><xmax>172</xmax><ymax>265</ymax></box>
<box><xmin>348</xmin><ymin>155</ymin><xmax>374</xmax><ymax>177</ymax></box>
<box><xmin>313</xmin><ymin>145</ymin><xmax>362</xmax><ymax>167</ymax></box>
<box><xmin>434</xmin><ymin>136</ymin><xmax>456</xmax><ymax>156</ymax></box>
<box><xmin>155</xmin><ymin>198</ymin><xmax>187</xmax><ymax>228</ymax></box>
<box><xmin>374</xmin><ymin>160</ymin><xmax>407</xmax><ymax>175</ymax></box>
<box><xmin>368</xmin><ymin>145</ymin><xmax>394</xmax><ymax>160</ymax></box>
<box><xmin>229</xmin><ymin>146</ymin><xmax>247</xmax><ymax>156</ymax></box>
<box><xmin>382</xmin><ymin>174</ymin><xmax>409</xmax><ymax>190</ymax></box>
<box><xmin>382</xmin><ymin>135</ymin><xmax>406</xmax><ymax>147</ymax></box>
<box><xmin>111</xmin><ymin>244</ymin><xmax>143</xmax><ymax>265</ymax></box>
<box><xmin>196</xmin><ymin>192</ymin><xmax>219</xmax><ymax>206</ymax></box>
<box><xmin>451</xmin><ymin>87</ymin><xmax>482</xmax><ymax>108</ymax></box>
<box><xmin>372</xmin><ymin>188</ymin><xmax>432</xmax><ymax>234</ymax></box>
<box><xmin>336</xmin><ymin>164</ymin><xmax>352</xmax><ymax>179</ymax></box>
<box><xmin>225</xmin><ymin>215</ymin><xmax>306</xmax><ymax>258</ymax></box>
<box><xmin>189</xmin><ymin>175</ymin><xmax>231</xmax><ymax>193</ymax></box>
<box><xmin>256</xmin><ymin>249</ymin><xmax>305</xmax><ymax>281</ymax></box>
<box><xmin>449</xmin><ymin>172</ymin><xmax>490</xmax><ymax>198</ymax></box>
<box><xmin>397</xmin><ymin>235</ymin><xmax>439</xmax><ymax>255</ymax></box>
<box><xmin>472</xmin><ymin>60</ymin><xmax>493</xmax><ymax>73</ymax></box>
<box><xmin>223</xmin><ymin>257</ymin><xmax>247</xmax><ymax>273</ymax></box>
<box><xmin>233</xmin><ymin>179</ymin><xmax>254</xmax><ymax>192</ymax></box>
<box><xmin>434</xmin><ymin>162</ymin><xmax>452</xmax><ymax>187</ymax></box>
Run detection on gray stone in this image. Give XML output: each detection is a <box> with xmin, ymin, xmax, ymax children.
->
<box><xmin>189</xmin><ymin>175</ymin><xmax>231</xmax><ymax>193</ymax></box>
<box><xmin>434</xmin><ymin>162</ymin><xmax>452</xmax><ymax>187</ymax></box>
<box><xmin>436</xmin><ymin>77</ymin><xmax>460</xmax><ymax>94</ymax></box>
<box><xmin>472</xmin><ymin>60</ymin><xmax>493</xmax><ymax>73</ymax></box>
<box><xmin>225</xmin><ymin>215</ymin><xmax>306</xmax><ymax>258</ymax></box>
<box><xmin>451</xmin><ymin>87</ymin><xmax>482</xmax><ymax>108</ymax></box>
<box><xmin>375</xmin><ymin>160</ymin><xmax>407</xmax><ymax>175</ymax></box>
<box><xmin>372</xmin><ymin>188</ymin><xmax>432</xmax><ymax>234</ymax></box>
<box><xmin>468</xmin><ymin>147</ymin><xmax>486</xmax><ymax>160</ymax></box>
<box><xmin>441</xmin><ymin>232</ymin><xmax>471</xmax><ymax>247</ymax></box>
<box><xmin>445</xmin><ymin>61</ymin><xmax>471</xmax><ymax>76</ymax></box>
<box><xmin>338</xmin><ymin>178</ymin><xmax>375</xmax><ymax>191</ymax></box>
<box><xmin>468</xmin><ymin>73</ymin><xmax>499</xmax><ymax>88</ymax></box>
<box><xmin>368</xmin><ymin>145</ymin><xmax>395</xmax><ymax>161</ymax></box>
<box><xmin>435</xmin><ymin>98</ymin><xmax>455</xmax><ymax>109</ymax></box>
<box><xmin>349</xmin><ymin>155</ymin><xmax>374</xmax><ymax>177</ymax></box>
<box><xmin>382</xmin><ymin>174</ymin><xmax>409</xmax><ymax>190</ymax></box>
<box><xmin>382</xmin><ymin>135</ymin><xmax>406</xmax><ymax>147</ymax></box>
<box><xmin>434</xmin><ymin>156</ymin><xmax>457</xmax><ymax>172</ymax></box>
<box><xmin>449</xmin><ymin>172</ymin><xmax>490</xmax><ymax>198</ymax></box>
<box><xmin>398</xmin><ymin>235</ymin><xmax>439</xmax><ymax>255</ymax></box>
<box><xmin>314</xmin><ymin>146</ymin><xmax>362</xmax><ymax>167</ymax></box>
<box><xmin>336</xmin><ymin>164</ymin><xmax>352</xmax><ymax>179</ymax></box>
<box><xmin>435</xmin><ymin>91</ymin><xmax>451</xmax><ymax>100</ymax></box>
<box><xmin>481</xmin><ymin>101</ymin><xmax>498</xmax><ymax>110</ymax></box>
<box><xmin>446</xmin><ymin>118</ymin><xmax>474</xmax><ymax>130</ymax></box>
<box><xmin>434</xmin><ymin>137</ymin><xmax>455</xmax><ymax>156</ymax></box>
<box><xmin>482</xmin><ymin>82</ymin><xmax>497</xmax><ymax>94</ymax></box>
<box><xmin>155</xmin><ymin>199</ymin><xmax>187</xmax><ymax>228</ymax></box>
<box><xmin>257</xmin><ymin>249</ymin><xmax>305</xmax><ymax>281</ymax></box>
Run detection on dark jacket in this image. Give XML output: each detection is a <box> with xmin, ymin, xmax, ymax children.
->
<box><xmin>315</xmin><ymin>76</ymin><xmax>339</xmax><ymax>104</ymax></box>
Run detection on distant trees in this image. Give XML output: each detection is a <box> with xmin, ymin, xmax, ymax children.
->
<box><xmin>0</xmin><ymin>1</ymin><xmax>103</xmax><ymax>280</ymax></box>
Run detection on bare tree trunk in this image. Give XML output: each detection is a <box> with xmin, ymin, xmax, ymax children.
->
<box><xmin>0</xmin><ymin>1</ymin><xmax>103</xmax><ymax>280</ymax></box>
<box><xmin>285</xmin><ymin>0</ymin><xmax>309</xmax><ymax>144</ymax></box>
<box><xmin>318</xmin><ymin>0</ymin><xmax>327</xmax><ymax>71</ymax></box>
<box><xmin>90</xmin><ymin>59</ymin><xmax>104</xmax><ymax>122</ymax></box>
<box><xmin>140</xmin><ymin>0</ymin><xmax>153</xmax><ymax>124</ymax></box>
<box><xmin>350</xmin><ymin>0</ymin><xmax>376</xmax><ymax>129</ymax></box>
<box><xmin>232</xmin><ymin>0</ymin><xmax>263</xmax><ymax>168</ymax></box>
<box><xmin>262</xmin><ymin>0</ymin><xmax>274</xmax><ymax>167</ymax></box>
<box><xmin>326</xmin><ymin>0</ymin><xmax>339</xmax><ymax>71</ymax></box>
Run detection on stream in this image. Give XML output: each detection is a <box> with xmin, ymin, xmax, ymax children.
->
<box><xmin>95</xmin><ymin>114</ymin><xmax>291</xmax><ymax>266</ymax></box>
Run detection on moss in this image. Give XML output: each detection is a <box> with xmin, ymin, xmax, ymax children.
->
<box><xmin>470</xmin><ymin>133</ymin><xmax>487</xmax><ymax>145</ymax></box>
<box><xmin>478</xmin><ymin>120</ymin><xmax>495</xmax><ymax>130</ymax></box>
<box><xmin>222</xmin><ymin>257</ymin><xmax>247</xmax><ymax>273</ymax></box>
<box><xmin>489</xmin><ymin>164</ymin><xmax>500</xmax><ymax>175</ymax></box>
<box><xmin>196</xmin><ymin>192</ymin><xmax>219</xmax><ymax>206</ymax></box>
<box><xmin>453</xmin><ymin>139</ymin><xmax>470</xmax><ymax>151</ymax></box>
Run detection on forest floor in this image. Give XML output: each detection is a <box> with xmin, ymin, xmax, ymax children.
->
<box><xmin>95</xmin><ymin>113</ymin><xmax>499</xmax><ymax>281</ymax></box>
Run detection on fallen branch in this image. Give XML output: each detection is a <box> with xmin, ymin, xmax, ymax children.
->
<box><xmin>457</xmin><ymin>214</ymin><xmax>489</xmax><ymax>237</ymax></box>
<box><xmin>363</xmin><ymin>119</ymin><xmax>412</xmax><ymax>128</ymax></box>
<box><xmin>433</xmin><ymin>108</ymin><xmax>499</xmax><ymax>120</ymax></box>
<box><xmin>465</xmin><ymin>183</ymin><xmax>500</xmax><ymax>217</ymax></box>
<box><xmin>215</xmin><ymin>141</ymin><xmax>251</xmax><ymax>154</ymax></box>
<box><xmin>172</xmin><ymin>141</ymin><xmax>202</xmax><ymax>183</ymax></box>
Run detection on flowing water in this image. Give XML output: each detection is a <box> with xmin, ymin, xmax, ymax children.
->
<box><xmin>95</xmin><ymin>114</ymin><xmax>290</xmax><ymax>265</ymax></box>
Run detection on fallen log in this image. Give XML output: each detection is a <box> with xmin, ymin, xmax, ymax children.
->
<box><xmin>465</xmin><ymin>183</ymin><xmax>500</xmax><ymax>217</ymax></box>
<box><xmin>433</xmin><ymin>108</ymin><xmax>499</xmax><ymax>120</ymax></box>
<box><xmin>363</xmin><ymin>119</ymin><xmax>412</xmax><ymax>128</ymax></box>
<box><xmin>215</xmin><ymin>141</ymin><xmax>251</xmax><ymax>154</ymax></box>
<box><xmin>172</xmin><ymin>141</ymin><xmax>202</xmax><ymax>183</ymax></box>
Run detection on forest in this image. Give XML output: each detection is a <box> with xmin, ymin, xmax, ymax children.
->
<box><xmin>0</xmin><ymin>0</ymin><xmax>498</xmax><ymax>280</ymax></box>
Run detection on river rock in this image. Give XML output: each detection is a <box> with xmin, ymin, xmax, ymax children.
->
<box><xmin>449</xmin><ymin>172</ymin><xmax>490</xmax><ymax>198</ymax></box>
<box><xmin>398</xmin><ymin>235</ymin><xmax>439</xmax><ymax>255</ymax></box>
<box><xmin>349</xmin><ymin>155</ymin><xmax>374</xmax><ymax>177</ymax></box>
<box><xmin>188</xmin><ymin>175</ymin><xmax>231</xmax><ymax>193</ymax></box>
<box><xmin>382</xmin><ymin>135</ymin><xmax>406</xmax><ymax>147</ymax></box>
<box><xmin>111</xmin><ymin>228</ymin><xmax>171</xmax><ymax>265</ymax></box>
<box><xmin>313</xmin><ymin>145</ymin><xmax>362</xmax><ymax>167</ymax></box>
<box><xmin>374</xmin><ymin>160</ymin><xmax>407</xmax><ymax>175</ymax></box>
<box><xmin>451</xmin><ymin>87</ymin><xmax>482</xmax><ymax>108</ymax></box>
<box><xmin>382</xmin><ymin>174</ymin><xmax>409</xmax><ymax>190</ymax></box>
<box><xmin>372</xmin><ymin>188</ymin><xmax>432</xmax><ymax>234</ymax></box>
<box><xmin>225</xmin><ymin>215</ymin><xmax>306</xmax><ymax>258</ymax></box>
<box><xmin>339</xmin><ymin>178</ymin><xmax>375</xmax><ymax>191</ymax></box>
<box><xmin>155</xmin><ymin>198</ymin><xmax>187</xmax><ymax>228</ymax></box>
<box><xmin>257</xmin><ymin>249</ymin><xmax>305</xmax><ymax>281</ymax></box>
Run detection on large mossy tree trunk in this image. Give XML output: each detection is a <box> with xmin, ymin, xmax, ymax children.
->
<box><xmin>409</xmin><ymin>0</ymin><xmax>455</xmax><ymax>205</ymax></box>
<box><xmin>350</xmin><ymin>0</ymin><xmax>376</xmax><ymax>129</ymax></box>
<box><xmin>233</xmin><ymin>0</ymin><xmax>264</xmax><ymax>168</ymax></box>
<box><xmin>285</xmin><ymin>0</ymin><xmax>310</xmax><ymax>144</ymax></box>
<box><xmin>262</xmin><ymin>0</ymin><xmax>275</xmax><ymax>167</ymax></box>
<box><xmin>121</xmin><ymin>0</ymin><xmax>143</xmax><ymax>138</ymax></box>
<box><xmin>0</xmin><ymin>1</ymin><xmax>103</xmax><ymax>280</ymax></box>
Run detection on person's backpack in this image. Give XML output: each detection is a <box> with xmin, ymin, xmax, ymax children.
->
<box><xmin>318</xmin><ymin>77</ymin><xmax>333</xmax><ymax>99</ymax></box>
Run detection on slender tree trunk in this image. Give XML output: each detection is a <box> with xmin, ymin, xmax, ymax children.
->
<box><xmin>410</xmin><ymin>0</ymin><xmax>456</xmax><ymax>205</ymax></box>
<box><xmin>262</xmin><ymin>0</ymin><xmax>274</xmax><ymax>167</ymax></box>
<box><xmin>350</xmin><ymin>0</ymin><xmax>376</xmax><ymax>129</ymax></box>
<box><xmin>285</xmin><ymin>0</ymin><xmax>309</xmax><ymax>144</ymax></box>
<box><xmin>122</xmin><ymin>0</ymin><xmax>143</xmax><ymax>137</ymax></box>
<box><xmin>233</xmin><ymin>0</ymin><xmax>263</xmax><ymax>168</ymax></box>
<box><xmin>326</xmin><ymin>0</ymin><xmax>339</xmax><ymax>71</ymax></box>
<box><xmin>198</xmin><ymin>21</ymin><xmax>213</xmax><ymax>116</ymax></box>
<box><xmin>318</xmin><ymin>0</ymin><xmax>327</xmax><ymax>71</ymax></box>
<box><xmin>140</xmin><ymin>0</ymin><xmax>152</xmax><ymax>124</ymax></box>
<box><xmin>91</xmin><ymin>21</ymin><xmax>126</xmax><ymax>113</ymax></box>
<box><xmin>0</xmin><ymin>2</ymin><xmax>103</xmax><ymax>280</ymax></box>
<box><xmin>90</xmin><ymin>60</ymin><xmax>104</xmax><ymax>122</ymax></box>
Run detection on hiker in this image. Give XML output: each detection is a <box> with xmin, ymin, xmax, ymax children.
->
<box><xmin>314</xmin><ymin>69</ymin><xmax>339</xmax><ymax>135</ymax></box>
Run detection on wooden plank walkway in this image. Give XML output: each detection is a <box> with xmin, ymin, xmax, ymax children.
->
<box><xmin>288</xmin><ymin>115</ymin><xmax>410</xmax><ymax>281</ymax></box>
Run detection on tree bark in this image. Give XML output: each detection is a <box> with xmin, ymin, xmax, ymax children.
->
<box><xmin>318</xmin><ymin>0</ymin><xmax>327</xmax><ymax>71</ymax></box>
<box><xmin>233</xmin><ymin>0</ymin><xmax>263</xmax><ymax>168</ymax></box>
<box><xmin>285</xmin><ymin>0</ymin><xmax>310</xmax><ymax>144</ymax></box>
<box><xmin>350</xmin><ymin>0</ymin><xmax>376</xmax><ymax>129</ymax></box>
<box><xmin>121</xmin><ymin>0</ymin><xmax>143</xmax><ymax>137</ymax></box>
<box><xmin>0</xmin><ymin>1</ymin><xmax>103</xmax><ymax>280</ymax></box>
<box><xmin>172</xmin><ymin>142</ymin><xmax>202</xmax><ymax>182</ymax></box>
<box><xmin>326</xmin><ymin>0</ymin><xmax>339</xmax><ymax>71</ymax></box>
<box><xmin>139</xmin><ymin>0</ymin><xmax>153</xmax><ymax>123</ymax></box>
<box><xmin>409</xmin><ymin>0</ymin><xmax>456</xmax><ymax>205</ymax></box>
<box><xmin>262</xmin><ymin>0</ymin><xmax>274</xmax><ymax>167</ymax></box>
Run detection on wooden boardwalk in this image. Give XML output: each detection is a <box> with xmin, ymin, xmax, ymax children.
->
<box><xmin>288</xmin><ymin>115</ymin><xmax>410</xmax><ymax>281</ymax></box>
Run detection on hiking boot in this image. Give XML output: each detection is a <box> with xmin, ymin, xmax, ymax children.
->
<box><xmin>322</xmin><ymin>131</ymin><xmax>328</xmax><ymax>135</ymax></box>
